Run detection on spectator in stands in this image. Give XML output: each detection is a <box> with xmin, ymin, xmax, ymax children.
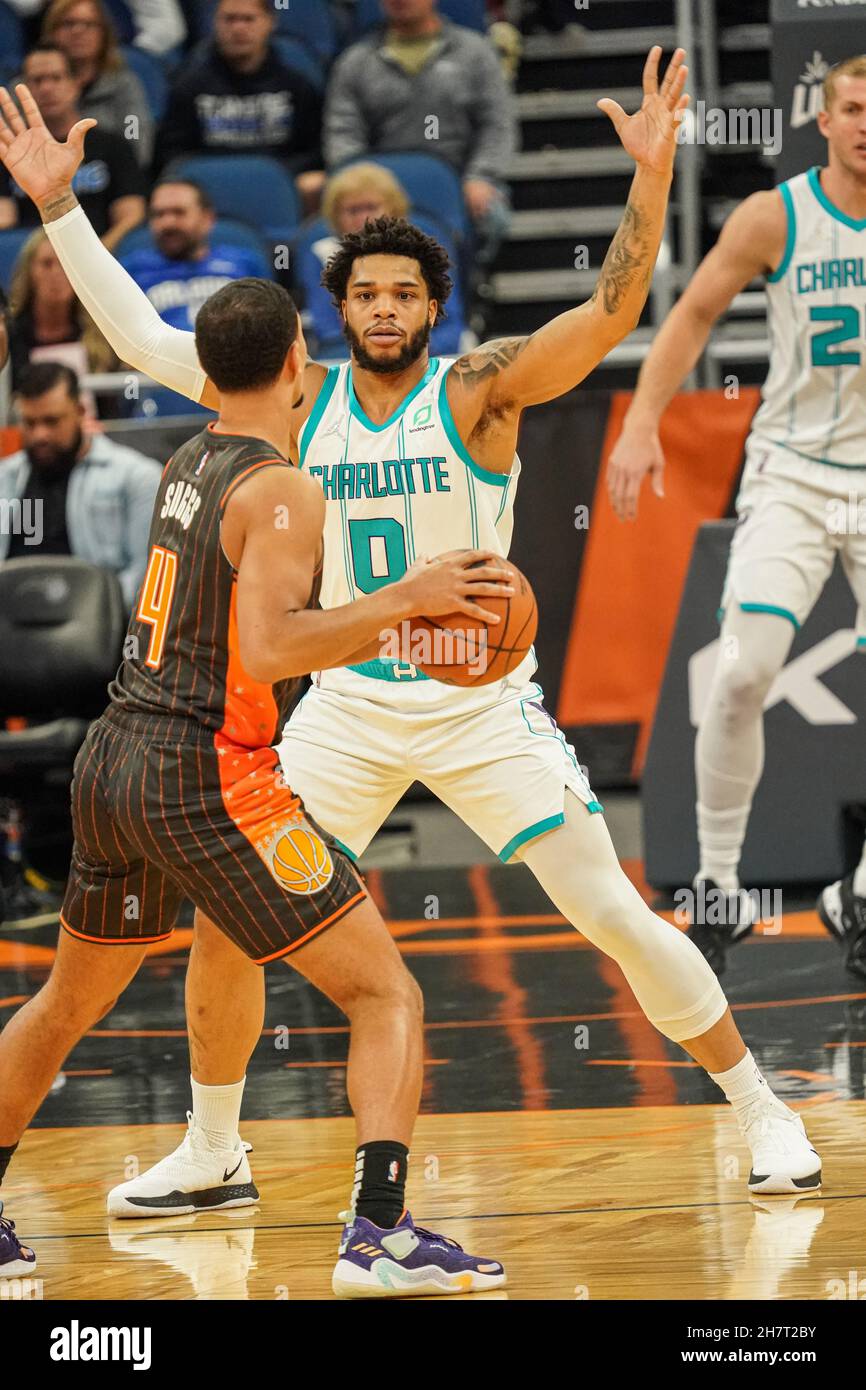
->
<box><xmin>156</xmin><ymin>0</ymin><xmax>324</xmax><ymax>207</ymax></box>
<box><xmin>324</xmin><ymin>0</ymin><xmax>517</xmax><ymax>270</ymax></box>
<box><xmin>41</xmin><ymin>0</ymin><xmax>154</xmax><ymax>165</ymax></box>
<box><xmin>6</xmin><ymin>0</ymin><xmax>186</xmax><ymax>57</ymax></box>
<box><xmin>300</xmin><ymin>162</ymin><xmax>467</xmax><ymax>357</ymax></box>
<box><xmin>0</xmin><ymin>288</ymin><xmax>10</xmax><ymax>428</ymax></box>
<box><xmin>120</xmin><ymin>178</ymin><xmax>270</xmax><ymax>331</ymax></box>
<box><xmin>0</xmin><ymin>44</ymin><xmax>146</xmax><ymax>248</ymax></box>
<box><xmin>7</xmin><ymin>228</ymin><xmax>116</xmax><ymax>395</ymax></box>
<box><xmin>0</xmin><ymin>361</ymin><xmax>160</xmax><ymax>606</ymax></box>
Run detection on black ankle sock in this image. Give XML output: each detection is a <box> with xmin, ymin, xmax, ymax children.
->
<box><xmin>353</xmin><ymin>1140</ymin><xmax>408</xmax><ymax>1230</ymax></box>
<box><xmin>0</xmin><ymin>1143</ymin><xmax>18</xmax><ymax>1185</ymax></box>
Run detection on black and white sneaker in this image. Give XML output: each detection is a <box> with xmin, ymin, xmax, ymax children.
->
<box><xmin>107</xmin><ymin>1113</ymin><xmax>258</xmax><ymax>1218</ymax></box>
<box><xmin>817</xmin><ymin>875</ymin><xmax>866</xmax><ymax>980</ymax></box>
<box><xmin>686</xmin><ymin>878</ymin><xmax>756</xmax><ymax>977</ymax></box>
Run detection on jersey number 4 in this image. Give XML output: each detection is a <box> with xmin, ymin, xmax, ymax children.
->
<box><xmin>810</xmin><ymin>306</ymin><xmax>861</xmax><ymax>367</ymax></box>
<box><xmin>136</xmin><ymin>545</ymin><xmax>178</xmax><ymax>669</ymax></box>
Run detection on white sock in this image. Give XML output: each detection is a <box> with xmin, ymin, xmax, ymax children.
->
<box><xmin>190</xmin><ymin>1076</ymin><xmax>245</xmax><ymax>1151</ymax></box>
<box><xmin>709</xmin><ymin>1049</ymin><xmax>784</xmax><ymax>1118</ymax></box>
<box><xmin>695</xmin><ymin>803</ymin><xmax>749</xmax><ymax>894</ymax></box>
<box><xmin>853</xmin><ymin>838</ymin><xmax>866</xmax><ymax>898</ymax></box>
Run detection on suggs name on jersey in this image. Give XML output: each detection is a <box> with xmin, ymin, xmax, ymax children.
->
<box><xmin>160</xmin><ymin>481</ymin><xmax>202</xmax><ymax>530</ymax></box>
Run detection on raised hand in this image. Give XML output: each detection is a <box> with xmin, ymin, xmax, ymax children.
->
<box><xmin>598</xmin><ymin>47</ymin><xmax>689</xmax><ymax>176</ymax></box>
<box><xmin>0</xmin><ymin>84</ymin><xmax>96</xmax><ymax>209</ymax></box>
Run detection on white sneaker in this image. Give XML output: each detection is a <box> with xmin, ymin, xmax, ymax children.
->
<box><xmin>738</xmin><ymin>1097</ymin><xmax>822</xmax><ymax>1195</ymax></box>
<box><xmin>107</xmin><ymin>1114</ymin><xmax>258</xmax><ymax>1218</ymax></box>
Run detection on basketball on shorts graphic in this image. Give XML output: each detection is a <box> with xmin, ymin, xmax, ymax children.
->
<box><xmin>270</xmin><ymin>825</ymin><xmax>334</xmax><ymax>894</ymax></box>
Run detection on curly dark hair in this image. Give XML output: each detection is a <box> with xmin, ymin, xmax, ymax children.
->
<box><xmin>321</xmin><ymin>217</ymin><xmax>453</xmax><ymax>325</ymax></box>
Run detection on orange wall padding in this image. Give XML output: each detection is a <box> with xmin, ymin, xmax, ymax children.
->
<box><xmin>0</xmin><ymin>426</ymin><xmax>21</xmax><ymax>457</ymax></box>
<box><xmin>556</xmin><ymin>387</ymin><xmax>760</xmax><ymax>777</ymax></box>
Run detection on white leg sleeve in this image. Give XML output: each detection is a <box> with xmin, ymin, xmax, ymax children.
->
<box><xmin>43</xmin><ymin>205</ymin><xmax>207</xmax><ymax>402</ymax></box>
<box><xmin>520</xmin><ymin>793</ymin><xmax>728</xmax><ymax>1043</ymax></box>
<box><xmin>695</xmin><ymin>608</ymin><xmax>795</xmax><ymax>889</ymax></box>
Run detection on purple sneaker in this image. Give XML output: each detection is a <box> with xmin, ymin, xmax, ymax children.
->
<box><xmin>0</xmin><ymin>1201</ymin><xmax>37</xmax><ymax>1278</ymax></box>
<box><xmin>332</xmin><ymin>1209</ymin><xmax>505</xmax><ymax>1298</ymax></box>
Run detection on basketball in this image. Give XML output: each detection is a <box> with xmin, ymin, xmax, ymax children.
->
<box><xmin>406</xmin><ymin>552</ymin><xmax>538</xmax><ymax>687</ymax></box>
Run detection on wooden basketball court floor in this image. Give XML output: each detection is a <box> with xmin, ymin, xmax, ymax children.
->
<box><xmin>2</xmin><ymin>860</ymin><xmax>865</xmax><ymax>1301</ymax></box>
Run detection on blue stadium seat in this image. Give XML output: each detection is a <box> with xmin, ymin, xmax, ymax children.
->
<box><xmin>273</xmin><ymin>0</ymin><xmax>338</xmax><ymax>62</ymax></box>
<box><xmin>0</xmin><ymin>2</ymin><xmax>24</xmax><ymax>82</ymax></box>
<box><xmin>340</xmin><ymin>153</ymin><xmax>469</xmax><ymax>242</ymax></box>
<box><xmin>103</xmin><ymin>0</ymin><xmax>135</xmax><ymax>44</ymax></box>
<box><xmin>165</xmin><ymin>155</ymin><xmax>301</xmax><ymax>242</ymax></box>
<box><xmin>121</xmin><ymin>45</ymin><xmax>168</xmax><ymax>121</ymax></box>
<box><xmin>115</xmin><ymin>217</ymin><xmax>273</xmax><ymax>279</ymax></box>
<box><xmin>0</xmin><ymin>228</ymin><xmax>31</xmax><ymax>292</ymax></box>
<box><xmin>354</xmin><ymin>0</ymin><xmax>487</xmax><ymax>34</ymax></box>
<box><xmin>272</xmin><ymin>35</ymin><xmax>326</xmax><ymax>91</ymax></box>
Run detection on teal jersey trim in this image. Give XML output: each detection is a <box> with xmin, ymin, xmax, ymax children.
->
<box><xmin>765</xmin><ymin>436</ymin><xmax>866</xmax><ymax>471</ymax></box>
<box><xmin>808</xmin><ymin>166</ymin><xmax>866</xmax><ymax>232</ymax></box>
<box><xmin>857</xmin><ymin>637</ymin><xmax>866</xmax><ymax>650</ymax></box>
<box><xmin>587</xmin><ymin>800</ymin><xmax>604</xmax><ymax>814</ymax></box>
<box><xmin>766</xmin><ymin>181</ymin><xmax>797</xmax><ymax>283</ymax></box>
<box><xmin>299</xmin><ymin>366</ymin><xmax>340</xmax><ymax>469</ymax></box>
<box><xmin>739</xmin><ymin>601</ymin><xmax>800</xmax><ymax>630</ymax></box>
<box><xmin>347</xmin><ymin>657</ymin><xmax>430</xmax><ymax>682</ymax></box>
<box><xmin>348</xmin><ymin>358</ymin><xmax>439</xmax><ymax>432</ymax></box>
<box><xmin>499</xmin><ymin>812</ymin><xmax>565</xmax><ymax>863</ymax></box>
<box><xmin>333</xmin><ymin>837</ymin><xmax>358</xmax><ymax>864</ymax></box>
<box><xmin>439</xmin><ymin>367</ymin><xmax>511</xmax><ymax>487</ymax></box>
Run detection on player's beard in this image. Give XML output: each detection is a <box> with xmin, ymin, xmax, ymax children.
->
<box><xmin>346</xmin><ymin>320</ymin><xmax>432</xmax><ymax>374</ymax></box>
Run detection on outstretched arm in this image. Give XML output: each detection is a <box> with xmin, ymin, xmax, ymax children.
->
<box><xmin>606</xmin><ymin>188</ymin><xmax>786</xmax><ymax>520</ymax></box>
<box><xmin>448</xmin><ymin>48</ymin><xmax>688</xmax><ymax>429</ymax></box>
<box><xmin>0</xmin><ymin>85</ymin><xmax>215</xmax><ymax>406</ymax></box>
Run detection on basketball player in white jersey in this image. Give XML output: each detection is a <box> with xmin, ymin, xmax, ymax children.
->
<box><xmin>608</xmin><ymin>55</ymin><xmax>866</xmax><ymax>980</ymax></box>
<box><xmin>0</xmin><ymin>52</ymin><xmax>823</xmax><ymax>1225</ymax></box>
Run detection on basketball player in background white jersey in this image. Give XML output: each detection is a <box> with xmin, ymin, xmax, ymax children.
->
<box><xmin>0</xmin><ymin>53</ymin><xmax>823</xmax><ymax>1233</ymax></box>
<box><xmin>608</xmin><ymin>56</ymin><xmax>866</xmax><ymax>980</ymax></box>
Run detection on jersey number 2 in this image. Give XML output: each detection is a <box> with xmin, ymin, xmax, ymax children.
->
<box><xmin>137</xmin><ymin>545</ymin><xmax>178</xmax><ymax>669</ymax></box>
<box><xmin>809</xmin><ymin>305</ymin><xmax>861</xmax><ymax>367</ymax></box>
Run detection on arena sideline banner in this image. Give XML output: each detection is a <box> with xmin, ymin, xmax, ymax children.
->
<box><xmin>771</xmin><ymin>0</ymin><xmax>866</xmax><ymax>183</ymax></box>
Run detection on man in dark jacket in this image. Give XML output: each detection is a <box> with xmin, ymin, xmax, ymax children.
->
<box><xmin>155</xmin><ymin>0</ymin><xmax>323</xmax><ymax>205</ymax></box>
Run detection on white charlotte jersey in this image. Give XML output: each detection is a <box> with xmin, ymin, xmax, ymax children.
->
<box><xmin>296</xmin><ymin>355</ymin><xmax>532</xmax><ymax>702</ymax></box>
<box><xmin>752</xmin><ymin>167</ymin><xmax>866</xmax><ymax>469</ymax></box>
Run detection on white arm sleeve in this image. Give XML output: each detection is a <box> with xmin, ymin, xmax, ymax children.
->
<box><xmin>43</xmin><ymin>204</ymin><xmax>208</xmax><ymax>403</ymax></box>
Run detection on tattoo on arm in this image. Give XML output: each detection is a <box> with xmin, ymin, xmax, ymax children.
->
<box><xmin>591</xmin><ymin>201</ymin><xmax>651</xmax><ymax>315</ymax></box>
<box><xmin>450</xmin><ymin>336</ymin><xmax>530</xmax><ymax>389</ymax></box>
<box><xmin>40</xmin><ymin>190</ymin><xmax>79</xmax><ymax>223</ymax></box>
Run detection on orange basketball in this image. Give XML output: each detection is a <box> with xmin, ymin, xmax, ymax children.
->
<box><xmin>406</xmin><ymin>554</ymin><xmax>538</xmax><ymax>688</ymax></box>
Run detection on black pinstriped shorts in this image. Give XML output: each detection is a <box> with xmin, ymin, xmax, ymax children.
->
<box><xmin>60</xmin><ymin>707</ymin><xmax>366</xmax><ymax>964</ymax></box>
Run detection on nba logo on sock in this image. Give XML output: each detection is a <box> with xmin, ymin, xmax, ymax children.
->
<box><xmin>388</xmin><ymin>1160</ymin><xmax>399</xmax><ymax>1182</ymax></box>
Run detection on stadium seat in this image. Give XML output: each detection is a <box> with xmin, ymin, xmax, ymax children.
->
<box><xmin>115</xmin><ymin>216</ymin><xmax>273</xmax><ymax>277</ymax></box>
<box><xmin>0</xmin><ymin>559</ymin><xmax>126</xmax><ymax>839</ymax></box>
<box><xmin>121</xmin><ymin>45</ymin><xmax>168</xmax><ymax>121</ymax></box>
<box><xmin>272</xmin><ymin>35</ymin><xmax>326</xmax><ymax>91</ymax></box>
<box><xmin>273</xmin><ymin>0</ymin><xmax>338</xmax><ymax>62</ymax></box>
<box><xmin>103</xmin><ymin>0</ymin><xmax>136</xmax><ymax>44</ymax></box>
<box><xmin>354</xmin><ymin>0</ymin><xmax>487</xmax><ymax>34</ymax></box>
<box><xmin>339</xmin><ymin>153</ymin><xmax>469</xmax><ymax>243</ymax></box>
<box><xmin>0</xmin><ymin>2</ymin><xmax>24</xmax><ymax>83</ymax></box>
<box><xmin>0</xmin><ymin>228</ymin><xmax>31</xmax><ymax>292</ymax></box>
<box><xmin>164</xmin><ymin>155</ymin><xmax>301</xmax><ymax>243</ymax></box>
